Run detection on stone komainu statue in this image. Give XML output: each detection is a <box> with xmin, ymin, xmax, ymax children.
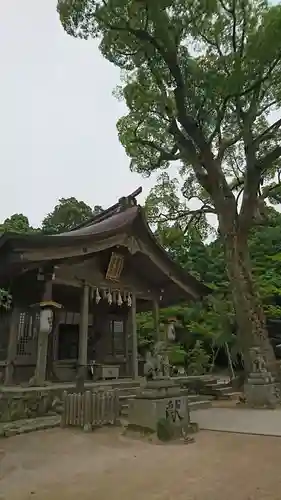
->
<box><xmin>144</xmin><ymin>341</ymin><xmax>170</xmax><ymax>380</ymax></box>
<box><xmin>249</xmin><ymin>347</ymin><xmax>268</xmax><ymax>374</ymax></box>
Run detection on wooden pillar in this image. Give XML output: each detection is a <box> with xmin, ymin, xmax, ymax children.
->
<box><xmin>4</xmin><ymin>307</ymin><xmax>20</xmax><ymax>385</ymax></box>
<box><xmin>124</xmin><ymin>317</ymin><xmax>129</xmax><ymax>377</ymax></box>
<box><xmin>131</xmin><ymin>291</ymin><xmax>138</xmax><ymax>379</ymax></box>
<box><xmin>34</xmin><ymin>277</ymin><xmax>53</xmax><ymax>384</ymax></box>
<box><xmin>78</xmin><ymin>282</ymin><xmax>89</xmax><ymax>380</ymax></box>
<box><xmin>152</xmin><ymin>299</ymin><xmax>160</xmax><ymax>342</ymax></box>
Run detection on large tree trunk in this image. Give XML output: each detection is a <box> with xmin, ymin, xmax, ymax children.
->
<box><xmin>223</xmin><ymin>230</ymin><xmax>275</xmax><ymax>373</ymax></box>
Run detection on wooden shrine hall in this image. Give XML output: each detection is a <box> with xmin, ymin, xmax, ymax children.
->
<box><xmin>0</xmin><ymin>188</ymin><xmax>209</xmax><ymax>386</ymax></box>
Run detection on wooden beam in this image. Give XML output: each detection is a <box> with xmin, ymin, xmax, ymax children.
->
<box><xmin>55</xmin><ymin>256</ymin><xmax>156</xmax><ymax>300</ymax></box>
<box><xmin>78</xmin><ymin>283</ymin><xmax>89</xmax><ymax>380</ymax></box>
<box><xmin>15</xmin><ymin>234</ymin><xmax>128</xmax><ymax>263</ymax></box>
<box><xmin>34</xmin><ymin>276</ymin><xmax>53</xmax><ymax>384</ymax></box>
<box><xmin>130</xmin><ymin>291</ymin><xmax>138</xmax><ymax>379</ymax></box>
<box><xmin>152</xmin><ymin>299</ymin><xmax>160</xmax><ymax>342</ymax></box>
<box><xmin>138</xmin><ymin>241</ymin><xmax>199</xmax><ymax>300</ymax></box>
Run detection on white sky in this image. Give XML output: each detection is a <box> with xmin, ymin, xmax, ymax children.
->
<box><xmin>0</xmin><ymin>0</ymin><xmax>154</xmax><ymax>227</ymax></box>
<box><xmin>1</xmin><ymin>1</ymin><xmax>280</xmax><ymax>228</ymax></box>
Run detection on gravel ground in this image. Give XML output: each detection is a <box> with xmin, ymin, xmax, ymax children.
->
<box><xmin>1</xmin><ymin>427</ymin><xmax>281</xmax><ymax>500</ymax></box>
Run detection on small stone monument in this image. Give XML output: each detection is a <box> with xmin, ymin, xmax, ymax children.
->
<box><xmin>128</xmin><ymin>342</ymin><xmax>195</xmax><ymax>439</ymax></box>
<box><xmin>244</xmin><ymin>347</ymin><xmax>280</xmax><ymax>408</ymax></box>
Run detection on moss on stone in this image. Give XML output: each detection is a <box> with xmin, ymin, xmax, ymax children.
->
<box><xmin>156</xmin><ymin>418</ymin><xmax>174</xmax><ymax>441</ymax></box>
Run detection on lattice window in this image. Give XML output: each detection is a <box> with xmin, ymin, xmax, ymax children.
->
<box><xmin>110</xmin><ymin>319</ymin><xmax>125</xmax><ymax>355</ymax></box>
<box><xmin>60</xmin><ymin>311</ymin><xmax>93</xmax><ymax>326</ymax></box>
<box><xmin>16</xmin><ymin>312</ymin><xmax>39</xmax><ymax>356</ymax></box>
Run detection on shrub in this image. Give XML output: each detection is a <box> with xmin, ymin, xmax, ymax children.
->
<box><xmin>157</xmin><ymin>418</ymin><xmax>174</xmax><ymax>441</ymax></box>
<box><xmin>185</xmin><ymin>340</ymin><xmax>210</xmax><ymax>375</ymax></box>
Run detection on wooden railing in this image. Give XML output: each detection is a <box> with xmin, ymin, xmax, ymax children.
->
<box><xmin>61</xmin><ymin>389</ymin><xmax>120</xmax><ymax>429</ymax></box>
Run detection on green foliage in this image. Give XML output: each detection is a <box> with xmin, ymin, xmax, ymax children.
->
<box><xmin>41</xmin><ymin>197</ymin><xmax>103</xmax><ymax>234</ymax></box>
<box><xmin>58</xmin><ymin>0</ymin><xmax>281</xmax><ymax>228</ymax></box>
<box><xmin>167</xmin><ymin>344</ymin><xmax>186</xmax><ymax>365</ymax></box>
<box><xmin>136</xmin><ymin>208</ymin><xmax>281</xmax><ymax>364</ymax></box>
<box><xmin>185</xmin><ymin>340</ymin><xmax>210</xmax><ymax>375</ymax></box>
<box><xmin>0</xmin><ymin>214</ymin><xmax>38</xmax><ymax>234</ymax></box>
<box><xmin>0</xmin><ymin>289</ymin><xmax>12</xmax><ymax>310</ymax></box>
<box><xmin>58</xmin><ymin>0</ymin><xmax>281</xmax><ymax>358</ymax></box>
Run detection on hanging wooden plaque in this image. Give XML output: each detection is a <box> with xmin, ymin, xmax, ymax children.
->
<box><xmin>105</xmin><ymin>252</ymin><xmax>124</xmax><ymax>282</ymax></box>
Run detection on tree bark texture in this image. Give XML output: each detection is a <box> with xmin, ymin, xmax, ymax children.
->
<box><xmin>223</xmin><ymin>229</ymin><xmax>275</xmax><ymax>373</ymax></box>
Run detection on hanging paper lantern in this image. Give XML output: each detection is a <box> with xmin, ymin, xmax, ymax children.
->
<box><xmin>107</xmin><ymin>290</ymin><xmax>113</xmax><ymax>305</ymax></box>
<box><xmin>117</xmin><ymin>291</ymin><xmax>123</xmax><ymax>306</ymax></box>
<box><xmin>127</xmin><ymin>293</ymin><xmax>132</xmax><ymax>307</ymax></box>
<box><xmin>95</xmin><ymin>287</ymin><xmax>101</xmax><ymax>304</ymax></box>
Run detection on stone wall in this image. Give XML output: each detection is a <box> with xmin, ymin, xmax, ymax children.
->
<box><xmin>0</xmin><ymin>388</ymin><xmax>63</xmax><ymax>422</ymax></box>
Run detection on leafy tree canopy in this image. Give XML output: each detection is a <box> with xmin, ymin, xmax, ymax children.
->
<box><xmin>41</xmin><ymin>197</ymin><xmax>103</xmax><ymax>234</ymax></box>
<box><xmin>58</xmin><ymin>0</ymin><xmax>281</xmax><ymax>232</ymax></box>
<box><xmin>0</xmin><ymin>213</ymin><xmax>37</xmax><ymax>234</ymax></box>
<box><xmin>57</xmin><ymin>0</ymin><xmax>281</xmax><ymax>365</ymax></box>
<box><xmin>138</xmin><ymin>207</ymin><xmax>281</xmax><ymax>360</ymax></box>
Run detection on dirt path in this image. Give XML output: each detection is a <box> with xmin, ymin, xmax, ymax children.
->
<box><xmin>1</xmin><ymin>427</ymin><xmax>281</xmax><ymax>500</ymax></box>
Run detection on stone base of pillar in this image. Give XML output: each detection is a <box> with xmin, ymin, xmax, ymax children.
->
<box><xmin>127</xmin><ymin>378</ymin><xmax>197</xmax><ymax>440</ymax></box>
<box><xmin>244</xmin><ymin>372</ymin><xmax>281</xmax><ymax>408</ymax></box>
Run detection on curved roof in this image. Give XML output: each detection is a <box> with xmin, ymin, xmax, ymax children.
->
<box><xmin>0</xmin><ymin>206</ymin><xmax>138</xmax><ymax>249</ymax></box>
<box><xmin>0</xmin><ymin>190</ymin><xmax>210</xmax><ymax>299</ymax></box>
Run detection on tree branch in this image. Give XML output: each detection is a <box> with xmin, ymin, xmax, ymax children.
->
<box><xmin>253</xmin><ymin>118</ymin><xmax>281</xmax><ymax>147</ymax></box>
<box><xmin>231</xmin><ymin>0</ymin><xmax>237</xmax><ymax>54</ymax></box>
<box><xmin>239</xmin><ymin>0</ymin><xmax>247</xmax><ymax>59</ymax></box>
<box><xmin>218</xmin><ymin>0</ymin><xmax>233</xmax><ymax>14</ymax></box>
<box><xmin>216</xmin><ymin>131</ymin><xmax>242</xmax><ymax>162</ymax></box>
<box><xmin>183</xmin><ymin>205</ymin><xmax>217</xmax><ymax>234</ymax></box>
<box><xmin>260</xmin><ymin>181</ymin><xmax>281</xmax><ymax>201</ymax></box>
<box><xmin>149</xmin><ymin>205</ymin><xmax>216</xmax><ymax>227</ymax></box>
<box><xmin>208</xmin><ymin>96</ymin><xmax>230</xmax><ymax>145</ymax></box>
<box><xmin>257</xmin><ymin>100</ymin><xmax>278</xmax><ymax>117</ymax></box>
<box><xmin>132</xmin><ymin>138</ymin><xmax>180</xmax><ymax>162</ymax></box>
<box><xmin>255</xmin><ymin>145</ymin><xmax>281</xmax><ymax>172</ymax></box>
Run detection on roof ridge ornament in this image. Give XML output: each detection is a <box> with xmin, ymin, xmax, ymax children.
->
<box><xmin>70</xmin><ymin>187</ymin><xmax>143</xmax><ymax>230</ymax></box>
<box><xmin>118</xmin><ymin>194</ymin><xmax>137</xmax><ymax>211</ymax></box>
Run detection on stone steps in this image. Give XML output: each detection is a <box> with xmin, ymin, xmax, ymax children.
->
<box><xmin>189</xmin><ymin>399</ymin><xmax>212</xmax><ymax>411</ymax></box>
<box><xmin>204</xmin><ymin>382</ymin><xmax>242</xmax><ymax>401</ymax></box>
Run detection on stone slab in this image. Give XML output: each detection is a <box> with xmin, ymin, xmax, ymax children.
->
<box><xmin>0</xmin><ymin>378</ymin><xmax>140</xmax><ymax>393</ymax></box>
<box><xmin>0</xmin><ymin>415</ymin><xmax>61</xmax><ymax>438</ymax></box>
<box><xmin>190</xmin><ymin>407</ymin><xmax>281</xmax><ymax>436</ymax></box>
<box><xmin>244</xmin><ymin>382</ymin><xmax>279</xmax><ymax>407</ymax></box>
<box><xmin>128</xmin><ymin>394</ymin><xmax>189</xmax><ymax>432</ymax></box>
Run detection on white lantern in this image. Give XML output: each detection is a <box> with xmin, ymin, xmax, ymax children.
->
<box><xmin>95</xmin><ymin>287</ymin><xmax>101</xmax><ymax>304</ymax></box>
<box><xmin>39</xmin><ymin>308</ymin><xmax>53</xmax><ymax>334</ymax></box>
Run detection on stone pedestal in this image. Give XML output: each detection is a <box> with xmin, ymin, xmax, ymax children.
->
<box><xmin>128</xmin><ymin>378</ymin><xmax>193</xmax><ymax>436</ymax></box>
<box><xmin>244</xmin><ymin>372</ymin><xmax>280</xmax><ymax>408</ymax></box>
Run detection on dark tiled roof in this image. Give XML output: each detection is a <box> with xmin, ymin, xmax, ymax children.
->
<box><xmin>0</xmin><ymin>188</ymin><xmax>210</xmax><ymax>298</ymax></box>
